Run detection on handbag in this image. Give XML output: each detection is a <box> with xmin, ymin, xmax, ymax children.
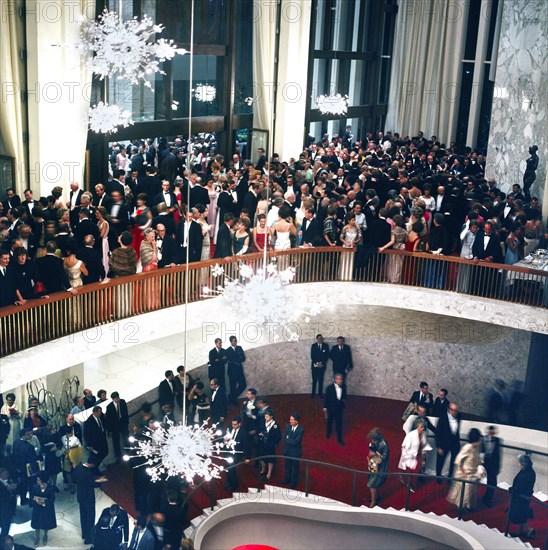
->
<box><xmin>368</xmin><ymin>454</ymin><xmax>382</xmax><ymax>473</ymax></box>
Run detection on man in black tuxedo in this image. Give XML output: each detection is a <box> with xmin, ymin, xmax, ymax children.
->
<box><xmin>208</xmin><ymin>339</ymin><xmax>227</xmax><ymax>388</ymax></box>
<box><xmin>0</xmin><ymin>251</ymin><xmax>17</xmax><ymax>307</ymax></box>
<box><xmin>153</xmin><ymin>180</ymin><xmax>178</xmax><ymax>216</ymax></box>
<box><xmin>435</xmin><ymin>402</ymin><xmax>461</xmax><ymax>480</ymax></box>
<box><xmin>432</xmin><ymin>388</ymin><xmax>450</xmax><ymax>417</ymax></box>
<box><xmin>68</xmin><ymin>182</ymin><xmax>83</xmax><ymax>228</ymax></box>
<box><xmin>175</xmin><ymin>210</ymin><xmax>203</xmax><ymax>263</ymax></box>
<box><xmin>73</xmin><ymin>208</ymin><xmax>101</xmax><ymax>251</ymax></box>
<box><xmin>21</xmin><ymin>189</ymin><xmax>36</xmax><ymax>220</ymax></box>
<box><xmin>301</xmin><ymin>207</ymin><xmax>321</xmax><ymax>247</ymax></box>
<box><xmin>329</xmin><ymin>336</ymin><xmax>353</xmax><ymax>377</ymax></box>
<box><xmin>209</xmin><ymin>378</ymin><xmax>227</xmax><ymax>425</ymax></box>
<box><xmin>135</xmin><ymin>165</ymin><xmax>162</xmax><ymax>204</ymax></box>
<box><xmin>93</xmin><ymin>184</ymin><xmax>113</xmax><ymax>210</ymax></box>
<box><xmin>158</xmin><ymin>371</ymin><xmax>175</xmax><ymax>408</ymax></box>
<box><xmin>189</xmin><ymin>179</ymin><xmax>211</xmax><ymax>209</ymax></box>
<box><xmin>84</xmin><ymin>406</ymin><xmax>109</xmax><ymax>470</ymax></box>
<box><xmin>472</xmin><ymin>221</ymin><xmax>502</xmax><ymax>263</ymax></box>
<box><xmin>105</xmin><ymin>392</ymin><xmax>129</xmax><ymax>462</ymax></box>
<box><xmin>242</xmin><ymin>183</ymin><xmax>260</xmax><ymax>219</ymax></box>
<box><xmin>108</xmin><ymin>191</ymin><xmax>130</xmax><ymax>242</ymax></box>
<box><xmin>310</xmin><ymin>333</ymin><xmax>329</xmax><ymax>397</ymax></box>
<box><xmin>105</xmin><ymin>170</ymin><xmax>125</xmax><ymax>196</ymax></box>
<box><xmin>214</xmin><ymin>213</ymin><xmax>235</xmax><ymax>258</ymax></box>
<box><xmin>226</xmin><ymin>336</ymin><xmax>247</xmax><ymax>407</ymax></box>
<box><xmin>323</xmin><ymin>374</ymin><xmax>347</xmax><ymax>445</ymax></box>
<box><xmin>481</xmin><ymin>425</ymin><xmax>502</xmax><ymax>507</ymax></box>
<box><xmin>2</xmin><ymin>187</ymin><xmax>20</xmax><ymax>213</ymax></box>
<box><xmin>223</xmin><ymin>417</ymin><xmax>249</xmax><ymax>491</ymax></box>
<box><xmin>35</xmin><ymin>241</ymin><xmax>75</xmax><ymax>294</ymax></box>
<box><xmin>409</xmin><ymin>382</ymin><xmax>434</xmax><ymax>416</ymax></box>
<box><xmin>77</xmin><ymin>236</ymin><xmax>105</xmax><ymax>284</ymax></box>
<box><xmin>155</xmin><ymin>223</ymin><xmax>178</xmax><ymax>267</ymax></box>
<box><xmin>97</xmin><ymin>504</ymin><xmax>130</xmax><ymax>548</ymax></box>
<box><xmin>282</xmin><ymin>413</ymin><xmax>304</xmax><ymax>488</ymax></box>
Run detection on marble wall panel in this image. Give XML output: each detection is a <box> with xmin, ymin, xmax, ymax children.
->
<box><xmin>486</xmin><ymin>0</ymin><xmax>547</xmax><ymax>199</ymax></box>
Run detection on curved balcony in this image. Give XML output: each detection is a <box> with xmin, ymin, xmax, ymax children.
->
<box><xmin>1</xmin><ymin>247</ymin><xmax>547</xmax><ymax>358</ymax></box>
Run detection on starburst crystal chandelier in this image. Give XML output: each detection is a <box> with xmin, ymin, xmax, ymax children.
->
<box><xmin>127</xmin><ymin>420</ymin><xmax>237</xmax><ymax>482</ymax></box>
<box><xmin>194</xmin><ymin>84</ymin><xmax>216</xmax><ymax>102</ymax></box>
<box><xmin>203</xmin><ymin>262</ymin><xmax>323</xmax><ymax>339</ymax></box>
<box><xmin>88</xmin><ymin>102</ymin><xmax>134</xmax><ymax>133</ymax></box>
<box><xmin>315</xmin><ymin>93</ymin><xmax>349</xmax><ymax>116</ymax></box>
<box><xmin>78</xmin><ymin>10</ymin><xmax>187</xmax><ymax>87</ymax></box>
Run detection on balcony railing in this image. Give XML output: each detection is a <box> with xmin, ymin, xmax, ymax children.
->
<box><xmin>184</xmin><ymin>455</ymin><xmax>548</xmax><ymax>545</ymax></box>
<box><xmin>1</xmin><ymin>247</ymin><xmax>546</xmax><ymax>356</ymax></box>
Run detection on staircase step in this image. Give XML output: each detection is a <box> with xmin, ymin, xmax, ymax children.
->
<box><xmin>248</xmin><ymin>487</ymin><xmax>259</xmax><ymax>493</ymax></box>
<box><xmin>202</xmin><ymin>506</ymin><xmax>219</xmax><ymax>516</ymax></box>
<box><xmin>190</xmin><ymin>514</ymin><xmax>206</xmax><ymax>528</ymax></box>
<box><xmin>216</xmin><ymin>498</ymin><xmax>234</xmax><ymax>507</ymax></box>
<box><xmin>183</xmin><ymin>527</ymin><xmax>194</xmax><ymax>540</ymax></box>
<box><xmin>263</xmin><ymin>484</ymin><xmax>283</xmax><ymax>494</ymax></box>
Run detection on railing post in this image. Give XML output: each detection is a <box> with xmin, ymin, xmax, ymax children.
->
<box><xmin>305</xmin><ymin>462</ymin><xmax>309</xmax><ymax>497</ymax></box>
<box><xmin>457</xmin><ymin>480</ymin><xmax>466</xmax><ymax>519</ymax></box>
<box><xmin>405</xmin><ymin>477</ymin><xmax>411</xmax><ymax>511</ymax></box>
<box><xmin>352</xmin><ymin>471</ymin><xmax>358</xmax><ymax>506</ymax></box>
<box><xmin>210</xmin><ymin>479</ymin><xmax>216</xmax><ymax>512</ymax></box>
<box><xmin>504</xmin><ymin>493</ymin><xmax>512</xmax><ymax>537</ymax></box>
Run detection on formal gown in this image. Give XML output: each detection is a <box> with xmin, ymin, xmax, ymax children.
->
<box><xmin>98</xmin><ymin>220</ymin><xmax>110</xmax><ymax>276</ymax></box>
<box><xmin>274</xmin><ymin>230</ymin><xmax>291</xmax><ymax>250</ymax></box>
<box><xmin>447</xmin><ymin>443</ymin><xmax>483</xmax><ymax>510</ymax></box>
<box><xmin>386</xmin><ymin>227</ymin><xmax>407</xmax><ymax>282</ymax></box>
<box><xmin>207</xmin><ymin>187</ymin><xmax>218</xmax><ymax>239</ymax></box>
<box><xmin>65</xmin><ymin>260</ymin><xmax>84</xmax><ymax>288</ymax></box>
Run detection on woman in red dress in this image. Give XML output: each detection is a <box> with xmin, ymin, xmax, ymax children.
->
<box><xmin>130</xmin><ymin>193</ymin><xmax>152</xmax><ymax>261</ymax></box>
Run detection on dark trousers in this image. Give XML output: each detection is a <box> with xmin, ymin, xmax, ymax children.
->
<box><xmin>483</xmin><ymin>465</ymin><xmax>498</xmax><ymax>505</ymax></box>
<box><xmin>326</xmin><ymin>409</ymin><xmax>344</xmax><ymax>442</ymax></box>
<box><xmin>436</xmin><ymin>443</ymin><xmax>460</xmax><ymax>478</ymax></box>
<box><xmin>0</xmin><ymin>513</ymin><xmax>12</xmax><ymax>538</ymax></box>
<box><xmin>79</xmin><ymin>499</ymin><xmax>95</xmax><ymax>540</ymax></box>
<box><xmin>311</xmin><ymin>367</ymin><xmax>325</xmax><ymax>396</ymax></box>
<box><xmin>228</xmin><ymin>364</ymin><xmax>247</xmax><ymax>406</ymax></box>
<box><xmin>283</xmin><ymin>455</ymin><xmax>301</xmax><ymax>487</ymax></box>
<box><xmin>111</xmin><ymin>426</ymin><xmax>129</xmax><ymax>458</ymax></box>
<box><xmin>226</xmin><ymin>459</ymin><xmax>240</xmax><ymax>489</ymax></box>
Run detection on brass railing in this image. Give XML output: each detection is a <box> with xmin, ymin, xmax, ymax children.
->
<box><xmin>1</xmin><ymin>247</ymin><xmax>546</xmax><ymax>356</ymax></box>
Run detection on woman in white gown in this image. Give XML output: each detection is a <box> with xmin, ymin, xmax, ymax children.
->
<box><xmin>273</xmin><ymin>206</ymin><xmax>296</xmax><ymax>251</ymax></box>
<box><xmin>96</xmin><ymin>207</ymin><xmax>110</xmax><ymax>276</ymax></box>
<box><xmin>0</xmin><ymin>393</ymin><xmax>21</xmax><ymax>454</ymax></box>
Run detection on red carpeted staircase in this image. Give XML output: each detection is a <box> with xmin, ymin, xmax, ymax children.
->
<box><xmin>102</xmin><ymin>395</ymin><xmax>547</xmax><ymax>547</ymax></box>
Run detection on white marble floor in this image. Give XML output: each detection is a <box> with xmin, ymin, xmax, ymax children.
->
<box><xmin>9</xmin><ymin>486</ymin><xmax>122</xmax><ymax>549</ymax></box>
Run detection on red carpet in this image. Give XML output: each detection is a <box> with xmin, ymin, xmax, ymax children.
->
<box><xmin>102</xmin><ymin>395</ymin><xmax>547</xmax><ymax>545</ymax></box>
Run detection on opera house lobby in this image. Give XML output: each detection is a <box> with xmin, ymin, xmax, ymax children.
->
<box><xmin>0</xmin><ymin>0</ymin><xmax>547</xmax><ymax>549</ymax></box>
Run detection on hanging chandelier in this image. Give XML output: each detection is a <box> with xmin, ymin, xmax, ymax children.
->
<box><xmin>88</xmin><ymin>102</ymin><xmax>134</xmax><ymax>133</ymax></box>
<box><xmin>125</xmin><ymin>420</ymin><xmax>237</xmax><ymax>482</ymax></box>
<box><xmin>194</xmin><ymin>84</ymin><xmax>217</xmax><ymax>103</ymax></box>
<box><xmin>203</xmin><ymin>262</ymin><xmax>323</xmax><ymax>340</ymax></box>
<box><xmin>78</xmin><ymin>9</ymin><xmax>187</xmax><ymax>87</ymax></box>
<box><xmin>315</xmin><ymin>93</ymin><xmax>349</xmax><ymax>116</ymax></box>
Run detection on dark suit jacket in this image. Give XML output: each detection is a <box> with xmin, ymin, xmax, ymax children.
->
<box><xmin>323</xmin><ymin>382</ymin><xmax>347</xmax><ymax>412</ymax></box>
<box><xmin>105</xmin><ymin>400</ymin><xmax>129</xmax><ymax>432</ymax></box>
<box><xmin>329</xmin><ymin>344</ymin><xmax>353</xmax><ymax>374</ymax></box>
<box><xmin>301</xmin><ymin>217</ymin><xmax>321</xmax><ymax>246</ymax></box>
<box><xmin>153</xmin><ymin>191</ymin><xmax>177</xmax><ymax>209</ymax></box>
<box><xmin>98</xmin><ymin>506</ymin><xmax>130</xmax><ymax>544</ymax></box>
<box><xmin>176</xmin><ymin>219</ymin><xmax>203</xmax><ymax>263</ymax></box>
<box><xmin>84</xmin><ymin>415</ymin><xmax>108</xmax><ymax>455</ymax></box>
<box><xmin>128</xmin><ymin>526</ymin><xmax>155</xmax><ymax>550</ymax></box>
<box><xmin>189</xmin><ymin>185</ymin><xmax>210</xmax><ymax>208</ymax></box>
<box><xmin>59</xmin><ymin>422</ymin><xmax>82</xmax><ymax>442</ymax></box>
<box><xmin>77</xmin><ymin>246</ymin><xmax>105</xmax><ymax>284</ymax></box>
<box><xmin>0</xmin><ymin>267</ymin><xmax>17</xmax><ymax>307</ymax></box>
<box><xmin>282</xmin><ymin>424</ymin><xmax>304</xmax><ymax>457</ymax></box>
<box><xmin>226</xmin><ymin>345</ymin><xmax>245</xmax><ymax>366</ymax></box>
<box><xmin>73</xmin><ymin>218</ymin><xmax>100</xmax><ymax>250</ymax></box>
<box><xmin>214</xmin><ymin>223</ymin><xmax>233</xmax><ymax>258</ymax></box>
<box><xmin>109</xmin><ymin>202</ymin><xmax>130</xmax><ymax>235</ymax></box>
<box><xmin>217</xmin><ymin>191</ymin><xmax>237</xmax><ymax>219</ymax></box>
<box><xmin>105</xmin><ymin>180</ymin><xmax>124</xmax><ymax>196</ymax></box>
<box><xmin>482</xmin><ymin>436</ymin><xmax>501</xmax><ymax>474</ymax></box>
<box><xmin>68</xmin><ymin>189</ymin><xmax>83</xmax><ymax>211</ymax></box>
<box><xmin>136</xmin><ymin>176</ymin><xmax>162</xmax><ymax>204</ymax></box>
<box><xmin>435</xmin><ymin>411</ymin><xmax>461</xmax><ymax>451</ymax></box>
<box><xmin>432</xmin><ymin>397</ymin><xmax>449</xmax><ymax>417</ymax></box>
<box><xmin>310</xmin><ymin>341</ymin><xmax>329</xmax><ymax>367</ymax></box>
<box><xmin>210</xmin><ymin>387</ymin><xmax>227</xmax><ymax>423</ymax></box>
<box><xmin>368</xmin><ymin>218</ymin><xmax>391</xmax><ymax>248</ymax></box>
<box><xmin>35</xmin><ymin>254</ymin><xmax>71</xmax><ymax>293</ymax></box>
<box><xmin>242</xmin><ymin>191</ymin><xmax>259</xmax><ymax>217</ymax></box>
<box><xmin>152</xmin><ymin>214</ymin><xmax>176</xmax><ymax>238</ymax></box>
<box><xmin>158</xmin><ymin>379</ymin><xmax>175</xmax><ymax>407</ymax></box>
<box><xmin>157</xmin><ymin>235</ymin><xmax>179</xmax><ymax>267</ymax></box>
<box><xmin>410</xmin><ymin>390</ymin><xmax>434</xmax><ymax>415</ymax></box>
<box><xmin>472</xmin><ymin>230</ymin><xmax>502</xmax><ymax>262</ymax></box>
<box><xmin>226</xmin><ymin>426</ymin><xmax>250</xmax><ymax>460</ymax></box>
<box><xmin>93</xmin><ymin>193</ymin><xmax>113</xmax><ymax>211</ymax></box>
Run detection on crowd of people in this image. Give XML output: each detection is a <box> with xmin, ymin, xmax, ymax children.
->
<box><xmin>0</xmin><ymin>132</ymin><xmax>545</xmax><ymax>308</ymax></box>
